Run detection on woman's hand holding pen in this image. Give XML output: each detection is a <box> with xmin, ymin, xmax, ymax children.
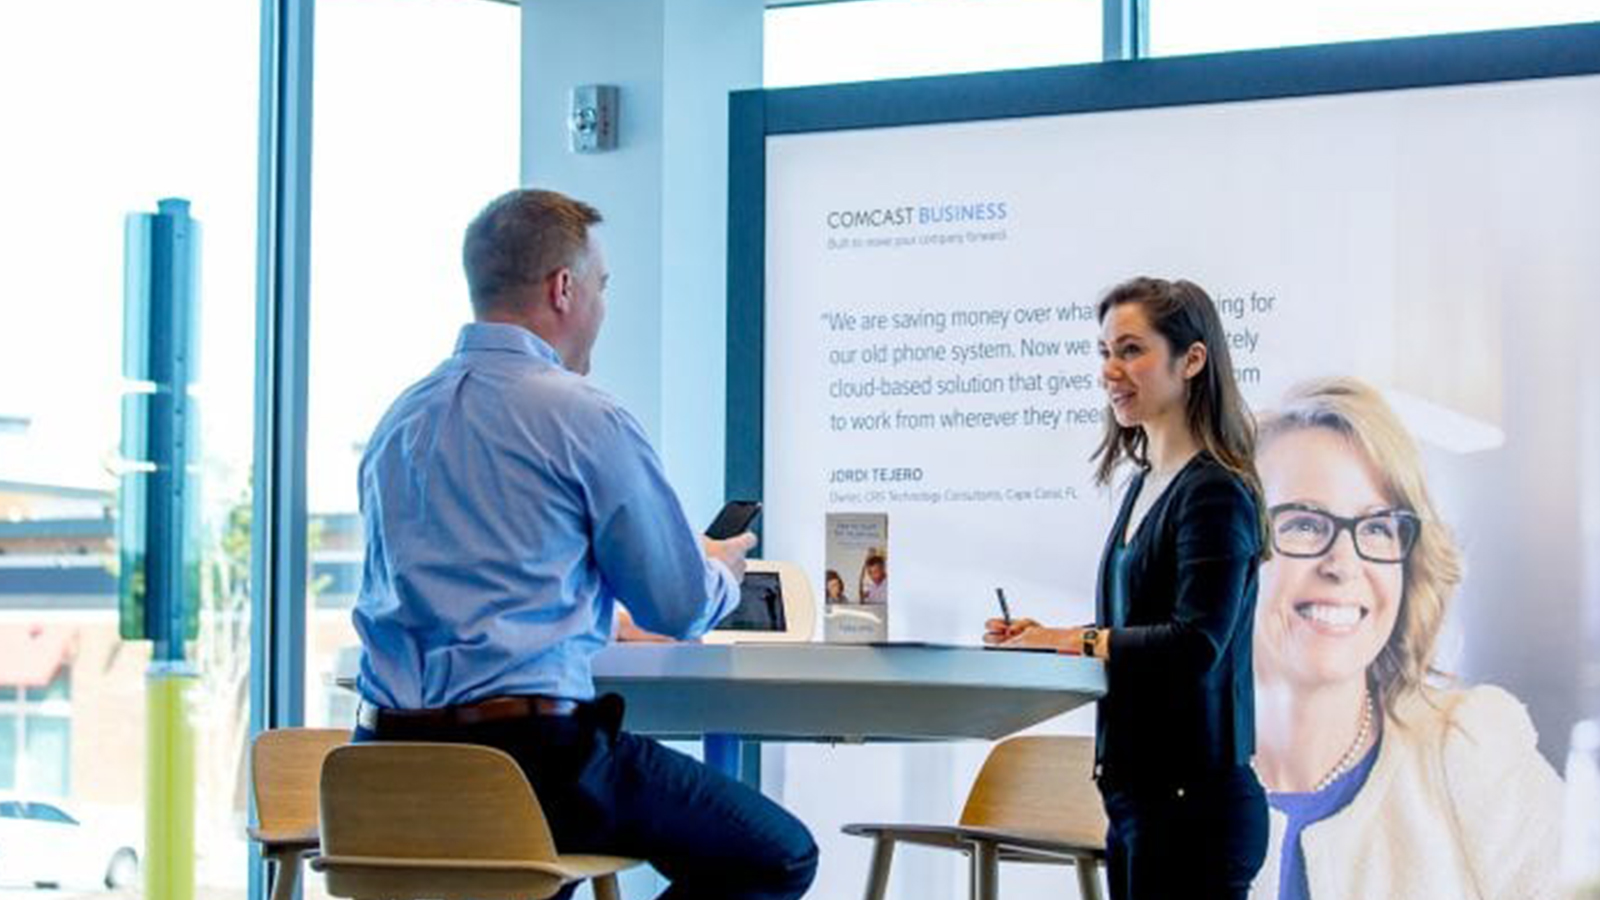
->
<box><xmin>983</xmin><ymin>618</ymin><xmax>1097</xmax><ymax>655</ymax></box>
<box><xmin>985</xmin><ymin>615</ymin><xmax>1038</xmax><ymax>643</ymax></box>
<box><xmin>985</xmin><ymin>616</ymin><xmax>1051</xmax><ymax>647</ymax></box>
<box><xmin>987</xmin><ymin>589</ymin><xmax>1092</xmax><ymax>653</ymax></box>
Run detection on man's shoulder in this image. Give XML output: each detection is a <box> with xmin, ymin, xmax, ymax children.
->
<box><xmin>367</xmin><ymin>355</ymin><xmax>630</xmax><ymax>448</ymax></box>
<box><xmin>365</xmin><ymin>361</ymin><xmax>458</xmax><ymax>441</ymax></box>
<box><xmin>504</xmin><ymin>370</ymin><xmax>659</xmax><ymax>466</ymax></box>
<box><xmin>500</xmin><ymin>361</ymin><xmax>626</xmax><ymax>420</ymax></box>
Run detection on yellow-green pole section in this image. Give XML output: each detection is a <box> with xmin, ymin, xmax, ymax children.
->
<box><xmin>147</xmin><ymin>663</ymin><xmax>197</xmax><ymax>900</ymax></box>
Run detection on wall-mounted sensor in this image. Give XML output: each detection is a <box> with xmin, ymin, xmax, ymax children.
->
<box><xmin>569</xmin><ymin>84</ymin><xmax>619</xmax><ymax>153</ymax></box>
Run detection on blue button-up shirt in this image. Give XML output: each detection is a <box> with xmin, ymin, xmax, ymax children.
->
<box><xmin>353</xmin><ymin>322</ymin><xmax>739</xmax><ymax>708</ymax></box>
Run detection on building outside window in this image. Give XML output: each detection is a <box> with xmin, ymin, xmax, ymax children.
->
<box><xmin>0</xmin><ymin>665</ymin><xmax>73</xmax><ymax>798</ymax></box>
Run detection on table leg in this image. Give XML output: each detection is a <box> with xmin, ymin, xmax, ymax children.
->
<box><xmin>973</xmin><ymin>840</ymin><xmax>999</xmax><ymax>900</ymax></box>
<box><xmin>703</xmin><ymin>734</ymin><xmax>762</xmax><ymax>787</ymax></box>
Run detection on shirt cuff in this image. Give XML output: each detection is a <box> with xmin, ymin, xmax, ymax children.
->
<box><xmin>704</xmin><ymin>556</ymin><xmax>742</xmax><ymax>622</ymax></box>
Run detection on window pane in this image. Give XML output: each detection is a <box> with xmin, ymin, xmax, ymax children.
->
<box><xmin>1150</xmin><ymin>0</ymin><xmax>1600</xmax><ymax>57</ymax></box>
<box><xmin>0</xmin><ymin>716</ymin><xmax>15</xmax><ymax>791</ymax></box>
<box><xmin>21</xmin><ymin>714</ymin><xmax>70</xmax><ymax>791</ymax></box>
<box><xmin>22</xmin><ymin>718</ymin><xmax>71</xmax><ymax>799</ymax></box>
<box><xmin>0</xmin><ymin>0</ymin><xmax>258</xmax><ymax>892</ymax></box>
<box><xmin>306</xmin><ymin>0</ymin><xmax>519</xmax><ymax>735</ymax></box>
<box><xmin>765</xmin><ymin>0</ymin><xmax>1102</xmax><ymax>87</ymax></box>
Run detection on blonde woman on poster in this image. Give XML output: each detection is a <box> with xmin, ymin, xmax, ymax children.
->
<box><xmin>1250</xmin><ymin>378</ymin><xmax>1563</xmax><ymax>900</ymax></box>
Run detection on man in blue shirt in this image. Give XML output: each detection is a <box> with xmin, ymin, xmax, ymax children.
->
<box><xmin>352</xmin><ymin>188</ymin><xmax>817</xmax><ymax>899</ymax></box>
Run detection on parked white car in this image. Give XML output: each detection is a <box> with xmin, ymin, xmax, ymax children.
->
<box><xmin>0</xmin><ymin>798</ymin><xmax>140</xmax><ymax>890</ymax></box>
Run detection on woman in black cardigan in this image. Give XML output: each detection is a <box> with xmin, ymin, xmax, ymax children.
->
<box><xmin>986</xmin><ymin>277</ymin><xmax>1272</xmax><ymax>900</ymax></box>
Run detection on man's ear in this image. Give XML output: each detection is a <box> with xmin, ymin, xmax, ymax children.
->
<box><xmin>548</xmin><ymin>267</ymin><xmax>573</xmax><ymax>315</ymax></box>
<box><xmin>1183</xmin><ymin>342</ymin><xmax>1208</xmax><ymax>381</ymax></box>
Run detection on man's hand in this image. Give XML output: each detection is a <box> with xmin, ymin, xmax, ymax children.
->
<box><xmin>703</xmin><ymin>531</ymin><xmax>758</xmax><ymax>582</ymax></box>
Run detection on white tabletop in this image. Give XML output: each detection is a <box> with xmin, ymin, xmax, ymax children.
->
<box><xmin>592</xmin><ymin>642</ymin><xmax>1104</xmax><ymax>742</ymax></box>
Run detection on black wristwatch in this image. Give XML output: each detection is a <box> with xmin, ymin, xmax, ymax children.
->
<box><xmin>1081</xmin><ymin>627</ymin><xmax>1100</xmax><ymax>658</ymax></box>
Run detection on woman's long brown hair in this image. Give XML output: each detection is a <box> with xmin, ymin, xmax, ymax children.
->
<box><xmin>1090</xmin><ymin>277</ymin><xmax>1270</xmax><ymax>559</ymax></box>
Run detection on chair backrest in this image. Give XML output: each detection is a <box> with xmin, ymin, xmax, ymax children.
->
<box><xmin>958</xmin><ymin>735</ymin><xmax>1107</xmax><ymax>847</ymax></box>
<box><xmin>251</xmin><ymin>728</ymin><xmax>350</xmax><ymax>840</ymax></box>
<box><xmin>318</xmin><ymin>742</ymin><xmax>559</xmax><ymax>863</ymax></box>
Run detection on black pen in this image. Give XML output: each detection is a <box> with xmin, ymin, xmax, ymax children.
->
<box><xmin>995</xmin><ymin>587</ymin><xmax>1012</xmax><ymax>629</ymax></box>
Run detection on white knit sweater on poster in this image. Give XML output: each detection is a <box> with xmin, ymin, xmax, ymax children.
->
<box><xmin>1251</xmin><ymin>685</ymin><xmax>1564</xmax><ymax>900</ymax></box>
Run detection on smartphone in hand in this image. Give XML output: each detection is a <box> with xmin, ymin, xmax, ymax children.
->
<box><xmin>705</xmin><ymin>500</ymin><xmax>762</xmax><ymax>540</ymax></box>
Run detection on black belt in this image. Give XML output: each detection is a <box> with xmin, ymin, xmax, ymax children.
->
<box><xmin>357</xmin><ymin>694</ymin><xmax>579</xmax><ymax>733</ymax></box>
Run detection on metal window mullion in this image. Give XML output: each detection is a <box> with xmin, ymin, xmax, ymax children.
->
<box><xmin>252</xmin><ymin>0</ymin><xmax>314</xmax><ymax>732</ymax></box>
<box><xmin>249</xmin><ymin>0</ymin><xmax>313</xmax><ymax>896</ymax></box>
<box><xmin>252</xmin><ymin>0</ymin><xmax>313</xmax><ymax>738</ymax></box>
<box><xmin>1103</xmin><ymin>0</ymin><xmax>1149</xmax><ymax>60</ymax></box>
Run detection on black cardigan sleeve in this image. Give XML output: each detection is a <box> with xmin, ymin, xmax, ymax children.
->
<box><xmin>1107</xmin><ymin>472</ymin><xmax>1259</xmax><ymax>676</ymax></box>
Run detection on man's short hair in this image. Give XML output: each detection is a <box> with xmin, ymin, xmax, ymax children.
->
<box><xmin>462</xmin><ymin>189</ymin><xmax>603</xmax><ymax>315</ymax></box>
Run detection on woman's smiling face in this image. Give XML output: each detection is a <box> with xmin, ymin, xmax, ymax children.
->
<box><xmin>1098</xmin><ymin>302</ymin><xmax>1193</xmax><ymax>431</ymax></box>
<box><xmin>1255</xmin><ymin>427</ymin><xmax>1405</xmax><ymax>689</ymax></box>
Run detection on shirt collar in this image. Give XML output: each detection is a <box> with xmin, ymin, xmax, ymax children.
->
<box><xmin>454</xmin><ymin>322</ymin><xmax>565</xmax><ymax>368</ymax></box>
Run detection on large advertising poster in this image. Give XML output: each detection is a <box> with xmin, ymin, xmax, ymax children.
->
<box><xmin>760</xmin><ymin>73</ymin><xmax>1600</xmax><ymax>899</ymax></box>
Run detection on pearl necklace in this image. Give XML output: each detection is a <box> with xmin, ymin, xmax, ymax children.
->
<box><xmin>1313</xmin><ymin>691</ymin><xmax>1373</xmax><ymax>793</ymax></box>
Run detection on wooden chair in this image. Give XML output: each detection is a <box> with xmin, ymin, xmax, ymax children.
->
<box><xmin>311</xmin><ymin>742</ymin><xmax>641</xmax><ymax>900</ymax></box>
<box><xmin>843</xmin><ymin>736</ymin><xmax>1107</xmax><ymax>900</ymax></box>
<box><xmin>249</xmin><ymin>728</ymin><xmax>350</xmax><ymax>900</ymax></box>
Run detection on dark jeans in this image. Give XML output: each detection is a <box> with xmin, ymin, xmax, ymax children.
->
<box><xmin>1098</xmin><ymin>765</ymin><xmax>1268</xmax><ymax>900</ymax></box>
<box><xmin>353</xmin><ymin>694</ymin><xmax>817</xmax><ymax>900</ymax></box>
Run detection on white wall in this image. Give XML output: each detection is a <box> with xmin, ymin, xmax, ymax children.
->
<box><xmin>521</xmin><ymin>0</ymin><xmax>762</xmax><ymax>524</ymax></box>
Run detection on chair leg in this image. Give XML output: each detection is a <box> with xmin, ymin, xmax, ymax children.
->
<box><xmin>593</xmin><ymin>872</ymin><xmax>623</xmax><ymax>900</ymax></box>
<box><xmin>972</xmin><ymin>841</ymin><xmax>999</xmax><ymax>900</ymax></box>
<box><xmin>864</xmin><ymin>836</ymin><xmax>896</xmax><ymax>900</ymax></box>
<box><xmin>1076</xmin><ymin>857</ymin><xmax>1103</xmax><ymax>900</ymax></box>
<box><xmin>267</xmin><ymin>850</ymin><xmax>302</xmax><ymax>900</ymax></box>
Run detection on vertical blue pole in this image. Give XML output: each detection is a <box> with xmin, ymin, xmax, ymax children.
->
<box><xmin>146</xmin><ymin>198</ymin><xmax>202</xmax><ymax>659</ymax></box>
<box><xmin>123</xmin><ymin>197</ymin><xmax>201</xmax><ymax>900</ymax></box>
